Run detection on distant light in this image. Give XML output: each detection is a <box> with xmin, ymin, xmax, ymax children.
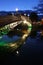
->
<box><xmin>27</xmin><ymin>14</ymin><xmax>29</xmax><ymax>16</ymax></box>
<box><xmin>16</xmin><ymin>51</ymin><xmax>19</xmax><ymax>54</ymax></box>
<box><xmin>24</xmin><ymin>13</ymin><xmax>26</xmax><ymax>16</ymax></box>
<box><xmin>10</xmin><ymin>44</ymin><xmax>16</xmax><ymax>47</ymax></box>
<box><xmin>15</xmin><ymin>8</ymin><xmax>18</xmax><ymax>11</ymax></box>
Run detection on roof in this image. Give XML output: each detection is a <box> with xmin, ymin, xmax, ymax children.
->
<box><xmin>0</xmin><ymin>15</ymin><xmax>21</xmax><ymax>27</ymax></box>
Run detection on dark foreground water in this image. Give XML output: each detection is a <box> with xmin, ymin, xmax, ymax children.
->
<box><xmin>0</xmin><ymin>33</ymin><xmax>43</xmax><ymax>65</ymax></box>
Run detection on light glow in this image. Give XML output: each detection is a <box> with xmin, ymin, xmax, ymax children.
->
<box><xmin>23</xmin><ymin>20</ymin><xmax>27</xmax><ymax>24</ymax></box>
<box><xmin>10</xmin><ymin>44</ymin><xmax>16</xmax><ymax>47</ymax></box>
<box><xmin>15</xmin><ymin>8</ymin><xmax>18</xmax><ymax>11</ymax></box>
<box><xmin>16</xmin><ymin>51</ymin><xmax>19</xmax><ymax>54</ymax></box>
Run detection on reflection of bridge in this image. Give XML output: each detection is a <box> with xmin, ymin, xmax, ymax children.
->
<box><xmin>0</xmin><ymin>21</ymin><xmax>22</xmax><ymax>36</ymax></box>
<box><xmin>0</xmin><ymin>15</ymin><xmax>32</xmax><ymax>51</ymax></box>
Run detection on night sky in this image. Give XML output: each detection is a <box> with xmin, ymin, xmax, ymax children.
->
<box><xmin>0</xmin><ymin>0</ymin><xmax>39</xmax><ymax>11</ymax></box>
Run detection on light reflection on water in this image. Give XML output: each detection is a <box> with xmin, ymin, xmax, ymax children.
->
<box><xmin>0</xmin><ymin>31</ymin><xmax>43</xmax><ymax>47</ymax></box>
<box><xmin>0</xmin><ymin>31</ymin><xmax>42</xmax><ymax>44</ymax></box>
<box><xmin>0</xmin><ymin>35</ymin><xmax>20</xmax><ymax>44</ymax></box>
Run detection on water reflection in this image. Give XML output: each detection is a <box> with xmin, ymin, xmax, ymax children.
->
<box><xmin>0</xmin><ymin>35</ymin><xmax>20</xmax><ymax>44</ymax></box>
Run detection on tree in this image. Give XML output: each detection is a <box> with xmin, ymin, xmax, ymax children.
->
<box><xmin>34</xmin><ymin>0</ymin><xmax>43</xmax><ymax>15</ymax></box>
<box><xmin>29</xmin><ymin>12</ymin><xmax>38</xmax><ymax>22</ymax></box>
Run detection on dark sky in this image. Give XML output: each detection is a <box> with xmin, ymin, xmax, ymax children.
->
<box><xmin>0</xmin><ymin>0</ymin><xmax>39</xmax><ymax>11</ymax></box>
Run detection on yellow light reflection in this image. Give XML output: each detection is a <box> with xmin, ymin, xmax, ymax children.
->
<box><xmin>10</xmin><ymin>44</ymin><xmax>16</xmax><ymax>47</ymax></box>
<box><xmin>23</xmin><ymin>20</ymin><xmax>27</xmax><ymax>24</ymax></box>
<box><xmin>22</xmin><ymin>34</ymin><xmax>28</xmax><ymax>39</ymax></box>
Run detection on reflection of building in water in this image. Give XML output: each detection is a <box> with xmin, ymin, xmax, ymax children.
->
<box><xmin>0</xmin><ymin>20</ymin><xmax>22</xmax><ymax>36</ymax></box>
